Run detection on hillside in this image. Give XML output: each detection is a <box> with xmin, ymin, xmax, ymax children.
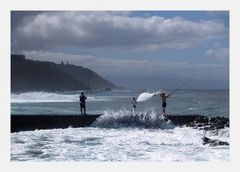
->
<box><xmin>11</xmin><ymin>54</ymin><xmax>119</xmax><ymax>92</ymax></box>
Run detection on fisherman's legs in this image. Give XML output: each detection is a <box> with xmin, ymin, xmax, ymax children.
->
<box><xmin>162</xmin><ymin>107</ymin><xmax>166</xmax><ymax>114</ymax></box>
<box><xmin>82</xmin><ymin>104</ymin><xmax>86</xmax><ymax>115</ymax></box>
<box><xmin>161</xmin><ymin>102</ymin><xmax>167</xmax><ymax>115</ymax></box>
<box><xmin>132</xmin><ymin>105</ymin><xmax>136</xmax><ymax>113</ymax></box>
<box><xmin>80</xmin><ymin>103</ymin><xmax>86</xmax><ymax>115</ymax></box>
<box><xmin>81</xmin><ymin>108</ymin><xmax>83</xmax><ymax>115</ymax></box>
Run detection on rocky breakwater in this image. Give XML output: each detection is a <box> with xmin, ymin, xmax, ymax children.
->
<box><xmin>166</xmin><ymin>115</ymin><xmax>229</xmax><ymax>146</ymax></box>
<box><xmin>166</xmin><ymin>114</ymin><xmax>229</xmax><ymax>130</ymax></box>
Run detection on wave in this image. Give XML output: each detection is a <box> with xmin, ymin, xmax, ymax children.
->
<box><xmin>11</xmin><ymin>91</ymin><xmax>113</xmax><ymax>103</ymax></box>
<box><xmin>205</xmin><ymin>128</ymin><xmax>229</xmax><ymax>142</ymax></box>
<box><xmin>91</xmin><ymin>109</ymin><xmax>175</xmax><ymax>129</ymax></box>
<box><xmin>187</xmin><ymin>107</ymin><xmax>200</xmax><ymax>111</ymax></box>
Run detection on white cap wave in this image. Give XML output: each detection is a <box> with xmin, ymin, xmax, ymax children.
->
<box><xmin>11</xmin><ymin>91</ymin><xmax>112</xmax><ymax>103</ymax></box>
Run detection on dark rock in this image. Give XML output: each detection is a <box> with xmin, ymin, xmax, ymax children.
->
<box><xmin>202</xmin><ymin>136</ymin><xmax>229</xmax><ymax>146</ymax></box>
<box><xmin>195</xmin><ymin>116</ymin><xmax>209</xmax><ymax>123</ymax></box>
<box><xmin>166</xmin><ymin>114</ymin><xmax>229</xmax><ymax>131</ymax></box>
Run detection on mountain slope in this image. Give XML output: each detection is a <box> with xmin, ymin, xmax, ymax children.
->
<box><xmin>11</xmin><ymin>54</ymin><xmax>119</xmax><ymax>92</ymax></box>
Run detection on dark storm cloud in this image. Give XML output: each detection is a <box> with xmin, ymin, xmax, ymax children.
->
<box><xmin>11</xmin><ymin>11</ymin><xmax>43</xmax><ymax>31</ymax></box>
<box><xmin>11</xmin><ymin>11</ymin><xmax>227</xmax><ymax>52</ymax></box>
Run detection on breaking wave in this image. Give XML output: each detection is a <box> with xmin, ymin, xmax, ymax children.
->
<box><xmin>11</xmin><ymin>91</ymin><xmax>112</xmax><ymax>103</ymax></box>
<box><xmin>92</xmin><ymin>109</ymin><xmax>175</xmax><ymax>129</ymax></box>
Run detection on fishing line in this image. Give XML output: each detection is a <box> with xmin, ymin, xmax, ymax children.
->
<box><xmin>167</xmin><ymin>79</ymin><xmax>192</xmax><ymax>97</ymax></box>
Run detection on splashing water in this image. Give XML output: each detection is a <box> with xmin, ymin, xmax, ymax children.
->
<box><xmin>137</xmin><ymin>90</ymin><xmax>164</xmax><ymax>102</ymax></box>
<box><xmin>92</xmin><ymin>109</ymin><xmax>175</xmax><ymax>129</ymax></box>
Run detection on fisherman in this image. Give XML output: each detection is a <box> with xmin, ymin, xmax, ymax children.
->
<box><xmin>79</xmin><ymin>92</ymin><xmax>87</xmax><ymax>115</ymax></box>
<box><xmin>160</xmin><ymin>93</ymin><xmax>169</xmax><ymax>115</ymax></box>
<box><xmin>131</xmin><ymin>97</ymin><xmax>137</xmax><ymax>113</ymax></box>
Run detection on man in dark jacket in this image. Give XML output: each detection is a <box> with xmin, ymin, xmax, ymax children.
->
<box><xmin>79</xmin><ymin>92</ymin><xmax>87</xmax><ymax>115</ymax></box>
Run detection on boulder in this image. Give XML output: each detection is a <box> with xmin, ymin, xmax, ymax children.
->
<box><xmin>202</xmin><ymin>136</ymin><xmax>229</xmax><ymax>146</ymax></box>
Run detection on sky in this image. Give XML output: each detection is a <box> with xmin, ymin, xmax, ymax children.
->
<box><xmin>11</xmin><ymin>11</ymin><xmax>229</xmax><ymax>89</ymax></box>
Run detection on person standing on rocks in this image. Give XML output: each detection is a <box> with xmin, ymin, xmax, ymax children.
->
<box><xmin>79</xmin><ymin>92</ymin><xmax>87</xmax><ymax>115</ymax></box>
<box><xmin>160</xmin><ymin>93</ymin><xmax>170</xmax><ymax>116</ymax></box>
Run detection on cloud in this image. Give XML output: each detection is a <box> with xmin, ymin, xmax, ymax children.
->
<box><xmin>12</xmin><ymin>11</ymin><xmax>227</xmax><ymax>52</ymax></box>
<box><xmin>11</xmin><ymin>11</ymin><xmax>44</xmax><ymax>31</ymax></box>
<box><xmin>204</xmin><ymin>48</ymin><xmax>229</xmax><ymax>60</ymax></box>
<box><xmin>23</xmin><ymin>50</ymin><xmax>228</xmax><ymax>82</ymax></box>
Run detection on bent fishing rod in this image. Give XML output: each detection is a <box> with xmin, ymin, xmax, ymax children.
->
<box><xmin>167</xmin><ymin>79</ymin><xmax>192</xmax><ymax>97</ymax></box>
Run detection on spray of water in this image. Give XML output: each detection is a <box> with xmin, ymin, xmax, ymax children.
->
<box><xmin>137</xmin><ymin>90</ymin><xmax>164</xmax><ymax>102</ymax></box>
<box><xmin>91</xmin><ymin>109</ymin><xmax>175</xmax><ymax>129</ymax></box>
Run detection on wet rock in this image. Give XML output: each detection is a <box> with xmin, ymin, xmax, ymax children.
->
<box><xmin>169</xmin><ymin>115</ymin><xmax>229</xmax><ymax>131</ymax></box>
<box><xmin>195</xmin><ymin>116</ymin><xmax>209</xmax><ymax>123</ymax></box>
<box><xmin>202</xmin><ymin>136</ymin><xmax>229</xmax><ymax>146</ymax></box>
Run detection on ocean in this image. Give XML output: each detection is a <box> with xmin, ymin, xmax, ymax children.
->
<box><xmin>11</xmin><ymin>89</ymin><xmax>229</xmax><ymax>161</ymax></box>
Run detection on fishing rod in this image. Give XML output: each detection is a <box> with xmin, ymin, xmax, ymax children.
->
<box><xmin>86</xmin><ymin>69</ymin><xmax>91</xmax><ymax>97</ymax></box>
<box><xmin>167</xmin><ymin>79</ymin><xmax>192</xmax><ymax>97</ymax></box>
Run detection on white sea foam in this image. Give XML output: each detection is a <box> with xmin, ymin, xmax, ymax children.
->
<box><xmin>11</xmin><ymin>92</ymin><xmax>112</xmax><ymax>103</ymax></box>
<box><xmin>205</xmin><ymin>128</ymin><xmax>230</xmax><ymax>142</ymax></box>
<box><xmin>137</xmin><ymin>90</ymin><xmax>164</xmax><ymax>102</ymax></box>
<box><xmin>11</xmin><ymin>125</ymin><xmax>229</xmax><ymax>161</ymax></box>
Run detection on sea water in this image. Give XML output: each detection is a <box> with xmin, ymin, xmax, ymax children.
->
<box><xmin>11</xmin><ymin>89</ymin><xmax>228</xmax><ymax>117</ymax></box>
<box><xmin>11</xmin><ymin>89</ymin><xmax>229</xmax><ymax>161</ymax></box>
